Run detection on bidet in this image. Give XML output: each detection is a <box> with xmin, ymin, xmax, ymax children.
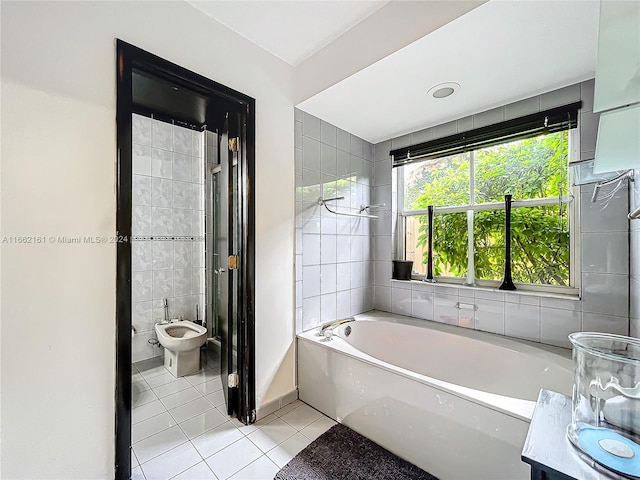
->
<box><xmin>155</xmin><ymin>320</ymin><xmax>207</xmax><ymax>376</ymax></box>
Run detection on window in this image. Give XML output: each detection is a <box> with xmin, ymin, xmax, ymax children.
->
<box><xmin>393</xmin><ymin>104</ymin><xmax>580</xmax><ymax>294</ymax></box>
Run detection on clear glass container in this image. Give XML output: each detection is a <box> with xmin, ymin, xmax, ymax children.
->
<box><xmin>568</xmin><ymin>332</ymin><xmax>640</xmax><ymax>477</ymax></box>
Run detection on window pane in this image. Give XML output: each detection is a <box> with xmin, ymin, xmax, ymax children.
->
<box><xmin>403</xmin><ymin>153</ymin><xmax>470</xmax><ymax>210</ymax></box>
<box><xmin>405</xmin><ymin>213</ymin><xmax>468</xmax><ymax>278</ymax></box>
<box><xmin>511</xmin><ymin>204</ymin><xmax>569</xmax><ymax>286</ymax></box>
<box><xmin>473</xmin><ymin>205</ymin><xmax>569</xmax><ymax>285</ymax></box>
<box><xmin>405</xmin><ymin>215</ymin><xmax>427</xmax><ymax>275</ymax></box>
<box><xmin>473</xmin><ymin>209</ymin><xmax>506</xmax><ymax>282</ymax></box>
<box><xmin>474</xmin><ymin>131</ymin><xmax>569</xmax><ymax>204</ymax></box>
<box><xmin>434</xmin><ymin>212</ymin><xmax>468</xmax><ymax>277</ymax></box>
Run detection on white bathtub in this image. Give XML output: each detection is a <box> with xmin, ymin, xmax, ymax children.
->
<box><xmin>298</xmin><ymin>310</ymin><xmax>573</xmax><ymax>480</ymax></box>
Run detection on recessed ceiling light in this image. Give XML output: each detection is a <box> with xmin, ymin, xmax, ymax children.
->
<box><xmin>427</xmin><ymin>82</ymin><xmax>460</xmax><ymax>99</ymax></box>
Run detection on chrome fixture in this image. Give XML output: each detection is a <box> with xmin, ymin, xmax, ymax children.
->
<box><xmin>318</xmin><ymin>197</ymin><xmax>378</xmax><ymax>219</ymax></box>
<box><xmin>591</xmin><ymin>169</ymin><xmax>633</xmax><ymax>203</ymax></box>
<box><xmin>455</xmin><ymin>302</ymin><xmax>478</xmax><ymax>311</ymax></box>
<box><xmin>315</xmin><ymin>317</ymin><xmax>356</xmax><ymax>339</ymax></box>
<box><xmin>163</xmin><ymin>298</ymin><xmax>169</xmax><ymax>323</ymax></box>
<box><xmin>359</xmin><ymin>203</ymin><xmax>386</xmax><ymax>214</ymax></box>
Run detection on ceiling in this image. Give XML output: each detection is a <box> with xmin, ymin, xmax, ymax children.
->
<box><xmin>298</xmin><ymin>0</ymin><xmax>600</xmax><ymax>143</ymax></box>
<box><xmin>187</xmin><ymin>0</ymin><xmax>389</xmax><ymax>66</ymax></box>
<box><xmin>188</xmin><ymin>0</ymin><xmax>600</xmax><ymax>144</ymax></box>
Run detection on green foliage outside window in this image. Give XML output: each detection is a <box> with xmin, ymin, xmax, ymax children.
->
<box><xmin>408</xmin><ymin>131</ymin><xmax>570</xmax><ymax>286</ymax></box>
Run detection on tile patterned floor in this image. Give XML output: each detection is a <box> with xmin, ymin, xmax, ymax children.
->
<box><xmin>131</xmin><ymin>356</ymin><xmax>335</xmax><ymax>480</ymax></box>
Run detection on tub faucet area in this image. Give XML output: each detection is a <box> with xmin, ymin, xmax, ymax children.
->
<box><xmin>315</xmin><ymin>317</ymin><xmax>355</xmax><ymax>337</ymax></box>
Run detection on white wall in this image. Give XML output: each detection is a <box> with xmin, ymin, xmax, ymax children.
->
<box><xmin>0</xmin><ymin>2</ymin><xmax>295</xmax><ymax>478</ymax></box>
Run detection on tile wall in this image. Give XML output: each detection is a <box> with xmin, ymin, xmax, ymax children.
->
<box><xmin>631</xmin><ymin>171</ymin><xmax>640</xmax><ymax>337</ymax></box>
<box><xmin>294</xmin><ymin>109</ymin><xmax>375</xmax><ymax>333</ymax></box>
<box><xmin>372</xmin><ymin>80</ymin><xmax>631</xmax><ymax>348</ymax></box>
<box><xmin>131</xmin><ymin>114</ymin><xmax>206</xmax><ymax>362</ymax></box>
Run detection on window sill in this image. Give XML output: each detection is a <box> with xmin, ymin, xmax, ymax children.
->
<box><xmin>390</xmin><ymin>278</ymin><xmax>581</xmax><ymax>301</ymax></box>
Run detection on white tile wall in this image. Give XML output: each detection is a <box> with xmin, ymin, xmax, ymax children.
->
<box><xmin>132</xmin><ymin>114</ymin><xmax>206</xmax><ymax>362</ymax></box>
<box><xmin>372</xmin><ymin>80</ymin><xmax>631</xmax><ymax>349</ymax></box>
<box><xmin>630</xmin><ymin>171</ymin><xmax>640</xmax><ymax>338</ymax></box>
<box><xmin>295</xmin><ymin>109</ymin><xmax>375</xmax><ymax>333</ymax></box>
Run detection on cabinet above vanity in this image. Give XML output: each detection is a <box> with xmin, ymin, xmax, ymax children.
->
<box><xmin>592</xmin><ymin>0</ymin><xmax>640</xmax><ymax>174</ymax></box>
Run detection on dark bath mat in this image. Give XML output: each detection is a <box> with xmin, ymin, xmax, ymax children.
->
<box><xmin>274</xmin><ymin>423</ymin><xmax>438</xmax><ymax>480</ymax></box>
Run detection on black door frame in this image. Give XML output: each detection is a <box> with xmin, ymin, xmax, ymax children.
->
<box><xmin>115</xmin><ymin>39</ymin><xmax>256</xmax><ymax>479</ymax></box>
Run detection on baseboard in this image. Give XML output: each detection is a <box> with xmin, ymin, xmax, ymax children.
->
<box><xmin>256</xmin><ymin>389</ymin><xmax>299</xmax><ymax>420</ymax></box>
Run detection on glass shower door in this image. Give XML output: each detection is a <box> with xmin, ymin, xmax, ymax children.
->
<box><xmin>217</xmin><ymin>124</ymin><xmax>240</xmax><ymax>416</ymax></box>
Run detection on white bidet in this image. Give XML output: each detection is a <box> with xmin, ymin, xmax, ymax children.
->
<box><xmin>155</xmin><ymin>320</ymin><xmax>207</xmax><ymax>377</ymax></box>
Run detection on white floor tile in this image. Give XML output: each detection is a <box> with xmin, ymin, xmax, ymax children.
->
<box><xmin>179</xmin><ymin>409</ymin><xmax>228</xmax><ymax>439</ymax></box>
<box><xmin>229</xmin><ymin>455</ymin><xmax>279</xmax><ymax>480</ymax></box>
<box><xmin>139</xmin><ymin>365</ymin><xmax>169</xmax><ymax>381</ymax></box>
<box><xmin>152</xmin><ymin>378</ymin><xmax>191</xmax><ymax>398</ymax></box>
<box><xmin>273</xmin><ymin>400</ymin><xmax>302</xmax><ymax>418</ymax></box>
<box><xmin>133</xmin><ymin>400</ymin><xmax>167</xmax><ymax>425</ymax></box>
<box><xmin>195</xmin><ymin>377</ymin><xmax>223</xmax><ymax>395</ymax></box>
<box><xmin>299</xmin><ymin>415</ymin><xmax>336</xmax><ymax>441</ymax></box>
<box><xmin>205</xmin><ymin>390</ymin><xmax>225</xmax><ymax>408</ymax></box>
<box><xmin>246</xmin><ymin>417</ymin><xmax>296</xmax><ymax>453</ymax></box>
<box><xmin>135</xmin><ymin>357</ymin><xmax>164</xmax><ymax>373</ymax></box>
<box><xmin>171</xmin><ymin>461</ymin><xmax>216</xmax><ymax>480</ymax></box>
<box><xmin>279</xmin><ymin>403</ymin><xmax>322</xmax><ymax>430</ymax></box>
<box><xmin>133</xmin><ymin>389</ymin><xmax>159</xmax><ymax>409</ymax></box>
<box><xmin>132</xmin><ymin>466</ymin><xmax>145</xmax><ymax>480</ymax></box>
<box><xmin>140</xmin><ymin>442</ymin><xmax>201</xmax><ymax>480</ymax></box>
<box><xmin>132</xmin><ymin>412</ymin><xmax>177</xmax><ymax>444</ymax></box>
<box><xmin>170</xmin><ymin>397</ymin><xmax>214</xmax><ymax>423</ymax></box>
<box><xmin>201</xmin><ymin>358</ymin><xmax>220</xmax><ymax>373</ymax></box>
<box><xmin>132</xmin><ymin>450</ymin><xmax>140</xmax><ymax>468</ymax></box>
<box><xmin>191</xmin><ymin>421</ymin><xmax>244</xmax><ymax>458</ymax></box>
<box><xmin>215</xmin><ymin>405</ymin><xmax>232</xmax><ymax>420</ymax></box>
<box><xmin>266</xmin><ymin>432</ymin><xmax>312</xmax><ymax>468</ymax></box>
<box><xmin>133</xmin><ymin>425</ymin><xmax>188</xmax><ymax>464</ymax></box>
<box><xmin>133</xmin><ymin>379</ymin><xmax>152</xmax><ymax>393</ymax></box>
<box><xmin>146</xmin><ymin>372</ymin><xmax>181</xmax><ymax>389</ymax></box>
<box><xmin>231</xmin><ymin>413</ymin><xmax>276</xmax><ymax>436</ymax></box>
<box><xmin>160</xmin><ymin>387</ymin><xmax>203</xmax><ymax>410</ymax></box>
<box><xmin>205</xmin><ymin>437</ymin><xmax>263</xmax><ymax>480</ymax></box>
<box><xmin>184</xmin><ymin>368</ymin><xmax>219</xmax><ymax>386</ymax></box>
<box><xmin>132</xmin><ymin>372</ymin><xmax>144</xmax><ymax>383</ymax></box>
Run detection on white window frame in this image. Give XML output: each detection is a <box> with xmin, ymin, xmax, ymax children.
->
<box><xmin>395</xmin><ymin>128</ymin><xmax>580</xmax><ymax>296</ymax></box>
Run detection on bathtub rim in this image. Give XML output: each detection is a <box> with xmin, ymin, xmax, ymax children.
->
<box><xmin>297</xmin><ymin>310</ymin><xmax>573</xmax><ymax>422</ymax></box>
